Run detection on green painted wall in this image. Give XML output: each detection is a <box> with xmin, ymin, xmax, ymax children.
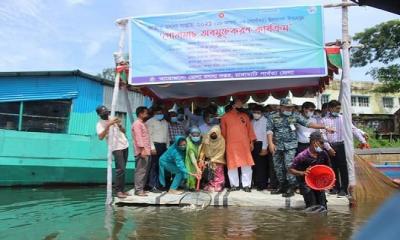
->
<box><xmin>0</xmin><ymin>129</ymin><xmax>135</xmax><ymax>186</ymax></box>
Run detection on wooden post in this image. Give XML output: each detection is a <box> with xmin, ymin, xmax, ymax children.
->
<box><xmin>105</xmin><ymin>19</ymin><xmax>128</xmax><ymax>205</ymax></box>
<box><xmin>339</xmin><ymin>0</ymin><xmax>357</xmax><ymax>197</ymax></box>
<box><xmin>324</xmin><ymin>1</ymin><xmax>357</xmax><ymax>201</ymax></box>
<box><xmin>106</xmin><ymin>72</ymin><xmax>121</xmax><ymax>205</ymax></box>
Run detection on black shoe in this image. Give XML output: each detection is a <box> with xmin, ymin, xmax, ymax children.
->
<box><xmin>337</xmin><ymin>190</ymin><xmax>347</xmax><ymax>198</ymax></box>
<box><xmin>329</xmin><ymin>189</ymin><xmax>339</xmax><ymax>195</ymax></box>
<box><xmin>150</xmin><ymin>187</ymin><xmax>163</xmax><ymax>193</ymax></box>
<box><xmin>229</xmin><ymin>186</ymin><xmax>240</xmax><ymax>192</ymax></box>
<box><xmin>256</xmin><ymin>187</ymin><xmax>264</xmax><ymax>191</ymax></box>
<box><xmin>282</xmin><ymin>187</ymin><xmax>295</xmax><ymax>198</ymax></box>
<box><xmin>243</xmin><ymin>187</ymin><xmax>252</xmax><ymax>193</ymax></box>
<box><xmin>270</xmin><ymin>187</ymin><xmax>286</xmax><ymax>195</ymax></box>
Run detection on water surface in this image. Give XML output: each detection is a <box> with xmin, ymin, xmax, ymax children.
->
<box><xmin>0</xmin><ymin>187</ymin><xmax>379</xmax><ymax>240</ymax></box>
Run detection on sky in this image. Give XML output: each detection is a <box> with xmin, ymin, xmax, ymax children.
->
<box><xmin>0</xmin><ymin>0</ymin><xmax>398</xmax><ymax>81</ymax></box>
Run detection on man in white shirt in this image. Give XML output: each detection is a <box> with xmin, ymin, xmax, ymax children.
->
<box><xmin>296</xmin><ymin>102</ymin><xmax>318</xmax><ymax>155</ymax></box>
<box><xmin>146</xmin><ymin>106</ymin><xmax>170</xmax><ymax>192</ymax></box>
<box><xmin>251</xmin><ymin>104</ymin><xmax>269</xmax><ymax>191</ymax></box>
<box><xmin>321</xmin><ymin>100</ymin><xmax>367</xmax><ymax>197</ymax></box>
<box><xmin>95</xmin><ymin>105</ymin><xmax>129</xmax><ymax>199</ymax></box>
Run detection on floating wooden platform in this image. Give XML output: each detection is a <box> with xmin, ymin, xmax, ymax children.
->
<box><xmin>114</xmin><ymin>189</ymin><xmax>349</xmax><ymax>210</ymax></box>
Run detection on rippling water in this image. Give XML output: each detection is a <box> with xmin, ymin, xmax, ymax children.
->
<box><xmin>0</xmin><ymin>187</ymin><xmax>379</xmax><ymax>240</ymax></box>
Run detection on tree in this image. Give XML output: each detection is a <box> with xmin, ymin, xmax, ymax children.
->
<box><xmin>351</xmin><ymin>20</ymin><xmax>400</xmax><ymax>93</ymax></box>
<box><xmin>97</xmin><ymin>68</ymin><xmax>116</xmax><ymax>81</ymax></box>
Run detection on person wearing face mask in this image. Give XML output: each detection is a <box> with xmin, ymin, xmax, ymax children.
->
<box><xmin>168</xmin><ymin>110</ymin><xmax>186</xmax><ymax>145</ymax></box>
<box><xmin>159</xmin><ymin>136</ymin><xmax>200</xmax><ymax>195</ymax></box>
<box><xmin>251</xmin><ymin>104</ymin><xmax>269</xmax><ymax>191</ymax></box>
<box><xmin>184</xmin><ymin>107</ymin><xmax>205</xmax><ymax>128</ymax></box>
<box><xmin>289</xmin><ymin>131</ymin><xmax>331</xmax><ymax>210</ymax></box>
<box><xmin>184</xmin><ymin>127</ymin><xmax>204</xmax><ymax>190</ymax></box>
<box><xmin>132</xmin><ymin>106</ymin><xmax>152</xmax><ymax>197</ymax></box>
<box><xmin>199</xmin><ymin>110</ymin><xmax>219</xmax><ymax>135</ymax></box>
<box><xmin>321</xmin><ymin>103</ymin><xmax>329</xmax><ymax>118</ymax></box>
<box><xmin>202</xmin><ymin>126</ymin><xmax>226</xmax><ymax>192</ymax></box>
<box><xmin>177</xmin><ymin>108</ymin><xmax>191</xmax><ymax>133</ymax></box>
<box><xmin>313</xmin><ymin>110</ymin><xmax>323</xmax><ymax>124</ymax></box>
<box><xmin>96</xmin><ymin>105</ymin><xmax>129</xmax><ymax>199</ymax></box>
<box><xmin>146</xmin><ymin>106</ymin><xmax>170</xmax><ymax>193</ymax></box>
<box><xmin>320</xmin><ymin>100</ymin><xmax>367</xmax><ymax>197</ymax></box>
<box><xmin>267</xmin><ymin>98</ymin><xmax>334</xmax><ymax>198</ymax></box>
<box><xmin>221</xmin><ymin>98</ymin><xmax>257</xmax><ymax>193</ymax></box>
<box><xmin>296</xmin><ymin>102</ymin><xmax>318</xmax><ymax>155</ymax></box>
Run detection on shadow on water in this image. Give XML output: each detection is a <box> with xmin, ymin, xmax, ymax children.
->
<box><xmin>0</xmin><ymin>187</ymin><xmax>382</xmax><ymax>240</ymax></box>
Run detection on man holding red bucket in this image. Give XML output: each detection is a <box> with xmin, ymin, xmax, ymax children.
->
<box><xmin>289</xmin><ymin>132</ymin><xmax>334</xmax><ymax>211</ymax></box>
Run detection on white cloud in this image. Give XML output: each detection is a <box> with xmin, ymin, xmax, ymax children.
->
<box><xmin>65</xmin><ymin>0</ymin><xmax>91</xmax><ymax>6</ymax></box>
<box><xmin>85</xmin><ymin>41</ymin><xmax>101</xmax><ymax>58</ymax></box>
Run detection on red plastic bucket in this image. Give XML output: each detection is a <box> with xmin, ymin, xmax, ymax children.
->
<box><xmin>305</xmin><ymin>165</ymin><xmax>336</xmax><ymax>191</ymax></box>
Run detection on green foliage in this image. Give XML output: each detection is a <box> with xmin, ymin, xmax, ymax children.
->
<box><xmin>368</xmin><ymin>64</ymin><xmax>400</xmax><ymax>93</ymax></box>
<box><xmin>351</xmin><ymin>20</ymin><xmax>400</xmax><ymax>93</ymax></box>
<box><xmin>97</xmin><ymin>68</ymin><xmax>115</xmax><ymax>81</ymax></box>
<box><xmin>359</xmin><ymin>127</ymin><xmax>400</xmax><ymax>149</ymax></box>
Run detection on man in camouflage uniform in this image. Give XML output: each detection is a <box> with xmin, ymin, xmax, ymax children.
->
<box><xmin>267</xmin><ymin>98</ymin><xmax>332</xmax><ymax>197</ymax></box>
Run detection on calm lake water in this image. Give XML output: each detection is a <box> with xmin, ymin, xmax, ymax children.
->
<box><xmin>0</xmin><ymin>187</ymin><xmax>380</xmax><ymax>240</ymax></box>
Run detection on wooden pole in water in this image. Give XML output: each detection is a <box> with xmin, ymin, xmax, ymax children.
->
<box><xmin>339</xmin><ymin>0</ymin><xmax>357</xmax><ymax>200</ymax></box>
<box><xmin>324</xmin><ymin>1</ymin><xmax>357</xmax><ymax>203</ymax></box>
<box><xmin>106</xmin><ymin>74</ymin><xmax>121</xmax><ymax>205</ymax></box>
<box><xmin>105</xmin><ymin>19</ymin><xmax>128</xmax><ymax>205</ymax></box>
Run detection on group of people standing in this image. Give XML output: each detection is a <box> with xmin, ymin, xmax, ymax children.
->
<box><xmin>96</xmin><ymin>96</ymin><xmax>367</xmax><ymax>209</ymax></box>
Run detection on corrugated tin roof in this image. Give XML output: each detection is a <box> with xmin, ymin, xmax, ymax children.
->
<box><xmin>0</xmin><ymin>75</ymin><xmax>79</xmax><ymax>102</ymax></box>
<box><xmin>0</xmin><ymin>70</ymin><xmax>115</xmax><ymax>87</ymax></box>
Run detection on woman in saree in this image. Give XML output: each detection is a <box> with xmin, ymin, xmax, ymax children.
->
<box><xmin>159</xmin><ymin>136</ymin><xmax>199</xmax><ymax>194</ymax></box>
<box><xmin>185</xmin><ymin>127</ymin><xmax>203</xmax><ymax>190</ymax></box>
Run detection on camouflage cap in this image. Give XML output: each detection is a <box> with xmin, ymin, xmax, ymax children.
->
<box><xmin>280</xmin><ymin>98</ymin><xmax>295</xmax><ymax>107</ymax></box>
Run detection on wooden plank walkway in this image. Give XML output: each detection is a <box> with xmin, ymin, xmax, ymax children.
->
<box><xmin>114</xmin><ymin>189</ymin><xmax>349</xmax><ymax>210</ymax></box>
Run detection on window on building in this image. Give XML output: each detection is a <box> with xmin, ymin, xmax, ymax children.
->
<box><xmin>351</xmin><ymin>96</ymin><xmax>357</xmax><ymax>106</ymax></box>
<box><xmin>22</xmin><ymin>100</ymin><xmax>71</xmax><ymax>133</ymax></box>
<box><xmin>358</xmin><ymin>96</ymin><xmax>369</xmax><ymax>107</ymax></box>
<box><xmin>351</xmin><ymin>96</ymin><xmax>369</xmax><ymax>107</ymax></box>
<box><xmin>321</xmin><ymin>94</ymin><xmax>330</xmax><ymax>105</ymax></box>
<box><xmin>0</xmin><ymin>102</ymin><xmax>20</xmax><ymax>130</ymax></box>
<box><xmin>383</xmin><ymin>97</ymin><xmax>394</xmax><ymax>108</ymax></box>
<box><xmin>0</xmin><ymin>100</ymin><xmax>71</xmax><ymax>133</ymax></box>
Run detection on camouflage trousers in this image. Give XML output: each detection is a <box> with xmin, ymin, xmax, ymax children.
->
<box><xmin>272</xmin><ymin>149</ymin><xmax>297</xmax><ymax>186</ymax></box>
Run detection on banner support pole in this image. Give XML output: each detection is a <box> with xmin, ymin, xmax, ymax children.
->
<box><xmin>105</xmin><ymin>19</ymin><xmax>128</xmax><ymax>205</ymax></box>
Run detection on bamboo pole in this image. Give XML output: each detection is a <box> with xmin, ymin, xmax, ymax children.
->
<box><xmin>339</xmin><ymin>0</ymin><xmax>357</xmax><ymax>195</ymax></box>
<box><xmin>106</xmin><ymin>72</ymin><xmax>121</xmax><ymax>205</ymax></box>
<box><xmin>105</xmin><ymin>20</ymin><xmax>128</xmax><ymax>205</ymax></box>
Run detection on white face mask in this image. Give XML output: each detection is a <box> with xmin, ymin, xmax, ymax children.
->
<box><xmin>253</xmin><ymin>113</ymin><xmax>262</xmax><ymax>120</ymax></box>
<box><xmin>306</xmin><ymin>111</ymin><xmax>314</xmax><ymax>118</ymax></box>
<box><xmin>315</xmin><ymin>146</ymin><xmax>323</xmax><ymax>153</ymax></box>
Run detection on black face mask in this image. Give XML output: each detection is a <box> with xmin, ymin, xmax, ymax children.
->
<box><xmin>210</xmin><ymin>134</ymin><xmax>218</xmax><ymax>140</ymax></box>
<box><xmin>236</xmin><ymin>107</ymin><xmax>246</xmax><ymax>113</ymax></box>
<box><xmin>100</xmin><ymin>113</ymin><xmax>109</xmax><ymax>120</ymax></box>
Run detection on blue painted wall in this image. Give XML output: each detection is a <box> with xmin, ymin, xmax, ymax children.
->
<box><xmin>68</xmin><ymin>76</ymin><xmax>103</xmax><ymax>136</ymax></box>
<box><xmin>0</xmin><ymin>76</ymin><xmax>78</xmax><ymax>102</ymax></box>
